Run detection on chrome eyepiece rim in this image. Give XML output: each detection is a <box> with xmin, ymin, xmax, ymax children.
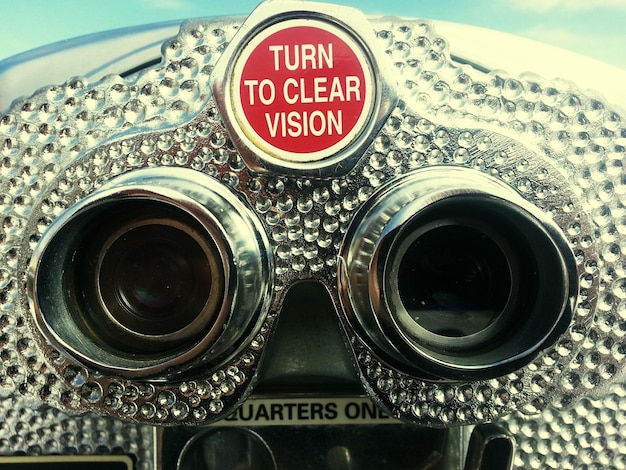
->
<box><xmin>28</xmin><ymin>167</ymin><xmax>272</xmax><ymax>378</ymax></box>
<box><xmin>339</xmin><ymin>166</ymin><xmax>578</xmax><ymax>380</ymax></box>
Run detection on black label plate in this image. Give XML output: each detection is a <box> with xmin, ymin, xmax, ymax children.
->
<box><xmin>0</xmin><ymin>456</ymin><xmax>133</xmax><ymax>469</ymax></box>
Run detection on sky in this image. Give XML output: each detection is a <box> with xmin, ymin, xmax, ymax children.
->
<box><xmin>0</xmin><ymin>0</ymin><xmax>625</xmax><ymax>69</ymax></box>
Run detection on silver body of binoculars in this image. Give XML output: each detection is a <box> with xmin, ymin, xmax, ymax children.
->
<box><xmin>0</xmin><ymin>1</ymin><xmax>625</xmax><ymax>469</ymax></box>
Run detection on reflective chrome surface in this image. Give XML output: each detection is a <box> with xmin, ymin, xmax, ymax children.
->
<box><xmin>29</xmin><ymin>167</ymin><xmax>272</xmax><ymax>378</ymax></box>
<box><xmin>339</xmin><ymin>166</ymin><xmax>577</xmax><ymax>381</ymax></box>
<box><xmin>0</xmin><ymin>0</ymin><xmax>625</xmax><ymax>468</ymax></box>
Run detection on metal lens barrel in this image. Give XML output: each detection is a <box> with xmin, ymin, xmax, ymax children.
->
<box><xmin>29</xmin><ymin>167</ymin><xmax>271</xmax><ymax>378</ymax></box>
<box><xmin>340</xmin><ymin>167</ymin><xmax>577</xmax><ymax>380</ymax></box>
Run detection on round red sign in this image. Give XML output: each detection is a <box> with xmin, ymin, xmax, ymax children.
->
<box><xmin>232</xmin><ymin>19</ymin><xmax>374</xmax><ymax>163</ymax></box>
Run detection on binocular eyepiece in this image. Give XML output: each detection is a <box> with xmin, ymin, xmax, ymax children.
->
<box><xmin>30</xmin><ymin>168</ymin><xmax>271</xmax><ymax>377</ymax></box>
<box><xmin>30</xmin><ymin>164</ymin><xmax>576</xmax><ymax>385</ymax></box>
<box><xmin>0</xmin><ymin>0</ymin><xmax>619</xmax><ymax>442</ymax></box>
<box><xmin>340</xmin><ymin>166</ymin><xmax>576</xmax><ymax>382</ymax></box>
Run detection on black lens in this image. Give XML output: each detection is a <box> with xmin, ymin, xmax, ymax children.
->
<box><xmin>397</xmin><ymin>224</ymin><xmax>511</xmax><ymax>337</ymax></box>
<box><xmin>68</xmin><ymin>200</ymin><xmax>225</xmax><ymax>355</ymax></box>
<box><xmin>99</xmin><ymin>223</ymin><xmax>214</xmax><ymax>336</ymax></box>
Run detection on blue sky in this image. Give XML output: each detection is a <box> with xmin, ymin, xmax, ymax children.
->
<box><xmin>0</xmin><ymin>0</ymin><xmax>625</xmax><ymax>69</ymax></box>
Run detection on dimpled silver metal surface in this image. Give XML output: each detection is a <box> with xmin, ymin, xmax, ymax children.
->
<box><xmin>0</xmin><ymin>11</ymin><xmax>624</xmax><ymax>468</ymax></box>
<box><xmin>0</xmin><ymin>397</ymin><xmax>154</xmax><ymax>469</ymax></box>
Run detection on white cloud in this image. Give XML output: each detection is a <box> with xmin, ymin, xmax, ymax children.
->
<box><xmin>522</xmin><ymin>25</ymin><xmax>626</xmax><ymax>69</ymax></box>
<box><xmin>524</xmin><ymin>26</ymin><xmax>586</xmax><ymax>45</ymax></box>
<box><xmin>508</xmin><ymin>0</ymin><xmax>626</xmax><ymax>12</ymax></box>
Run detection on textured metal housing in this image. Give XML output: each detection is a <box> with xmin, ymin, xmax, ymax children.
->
<box><xmin>0</xmin><ymin>2</ymin><xmax>624</xmax><ymax>468</ymax></box>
